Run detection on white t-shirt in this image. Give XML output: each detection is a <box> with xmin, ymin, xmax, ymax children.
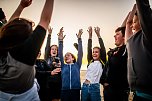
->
<box><xmin>85</xmin><ymin>61</ymin><xmax>103</xmax><ymax>84</ymax></box>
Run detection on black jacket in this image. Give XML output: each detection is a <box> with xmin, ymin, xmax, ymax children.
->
<box><xmin>101</xmin><ymin>45</ymin><xmax>129</xmax><ymax>90</ymax></box>
<box><xmin>35</xmin><ymin>59</ymin><xmax>51</xmax><ymax>88</ymax></box>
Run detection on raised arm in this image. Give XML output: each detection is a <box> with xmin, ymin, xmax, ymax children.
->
<box><xmin>76</xmin><ymin>29</ymin><xmax>83</xmax><ymax>67</ymax></box>
<box><xmin>94</xmin><ymin>27</ymin><xmax>106</xmax><ymax>63</ymax></box>
<box><xmin>44</xmin><ymin>27</ymin><xmax>53</xmax><ymax>60</ymax></box>
<box><xmin>87</xmin><ymin>26</ymin><xmax>93</xmax><ymax>63</ymax></box>
<box><xmin>38</xmin><ymin>0</ymin><xmax>54</xmax><ymax>30</ymax></box>
<box><xmin>12</xmin><ymin>0</ymin><xmax>54</xmax><ymax>65</ymax></box>
<box><xmin>121</xmin><ymin>12</ymin><xmax>130</xmax><ymax>27</ymax></box>
<box><xmin>58</xmin><ymin>27</ymin><xmax>65</xmax><ymax>66</ymax></box>
<box><xmin>125</xmin><ymin>4</ymin><xmax>136</xmax><ymax>43</ymax></box>
<box><xmin>136</xmin><ymin>0</ymin><xmax>152</xmax><ymax>42</ymax></box>
<box><xmin>9</xmin><ymin>0</ymin><xmax>32</xmax><ymax>21</ymax></box>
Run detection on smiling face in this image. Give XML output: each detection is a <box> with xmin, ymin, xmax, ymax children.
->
<box><xmin>131</xmin><ymin>14</ymin><xmax>141</xmax><ymax>34</ymax></box>
<box><xmin>114</xmin><ymin>31</ymin><xmax>125</xmax><ymax>47</ymax></box>
<box><xmin>50</xmin><ymin>45</ymin><xmax>58</xmax><ymax>57</ymax></box>
<box><xmin>92</xmin><ymin>47</ymin><xmax>100</xmax><ymax>61</ymax></box>
<box><xmin>64</xmin><ymin>52</ymin><xmax>75</xmax><ymax>64</ymax></box>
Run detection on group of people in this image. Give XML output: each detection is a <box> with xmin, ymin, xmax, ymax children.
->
<box><xmin>0</xmin><ymin>0</ymin><xmax>152</xmax><ymax>101</ymax></box>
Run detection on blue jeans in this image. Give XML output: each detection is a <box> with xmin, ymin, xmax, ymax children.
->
<box><xmin>81</xmin><ymin>83</ymin><xmax>101</xmax><ymax>101</ymax></box>
<box><xmin>0</xmin><ymin>83</ymin><xmax>40</xmax><ymax>101</ymax></box>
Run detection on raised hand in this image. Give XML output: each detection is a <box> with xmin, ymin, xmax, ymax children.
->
<box><xmin>87</xmin><ymin>26</ymin><xmax>92</xmax><ymax>39</ymax></box>
<box><xmin>126</xmin><ymin>4</ymin><xmax>136</xmax><ymax>26</ymax></box>
<box><xmin>58</xmin><ymin>27</ymin><xmax>65</xmax><ymax>40</ymax></box>
<box><xmin>94</xmin><ymin>26</ymin><xmax>101</xmax><ymax>38</ymax></box>
<box><xmin>20</xmin><ymin>0</ymin><xmax>32</xmax><ymax>8</ymax></box>
<box><xmin>125</xmin><ymin>4</ymin><xmax>136</xmax><ymax>43</ymax></box>
<box><xmin>76</xmin><ymin>29</ymin><xmax>83</xmax><ymax>38</ymax></box>
<box><xmin>9</xmin><ymin>0</ymin><xmax>33</xmax><ymax>21</ymax></box>
<box><xmin>48</xmin><ymin>26</ymin><xmax>53</xmax><ymax>36</ymax></box>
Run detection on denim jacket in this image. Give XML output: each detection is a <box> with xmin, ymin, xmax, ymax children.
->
<box><xmin>58</xmin><ymin>38</ymin><xmax>83</xmax><ymax>90</ymax></box>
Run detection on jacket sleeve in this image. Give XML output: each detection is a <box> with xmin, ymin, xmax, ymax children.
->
<box><xmin>10</xmin><ymin>25</ymin><xmax>46</xmax><ymax>65</ymax></box>
<box><xmin>87</xmin><ymin>39</ymin><xmax>93</xmax><ymax>63</ymax></box>
<box><xmin>100</xmin><ymin>62</ymin><xmax>109</xmax><ymax>85</ymax></box>
<box><xmin>77</xmin><ymin>38</ymin><xmax>83</xmax><ymax>67</ymax></box>
<box><xmin>58</xmin><ymin>40</ymin><xmax>64</xmax><ymax>67</ymax></box>
<box><xmin>35</xmin><ymin>60</ymin><xmax>51</xmax><ymax>76</ymax></box>
<box><xmin>36</xmin><ymin>68</ymin><xmax>51</xmax><ymax>76</ymax></box>
<box><xmin>136</xmin><ymin>0</ymin><xmax>152</xmax><ymax>43</ymax></box>
<box><xmin>44</xmin><ymin>34</ymin><xmax>51</xmax><ymax>60</ymax></box>
<box><xmin>99</xmin><ymin>38</ymin><xmax>106</xmax><ymax>64</ymax></box>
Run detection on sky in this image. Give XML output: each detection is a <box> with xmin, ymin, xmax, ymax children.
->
<box><xmin>1</xmin><ymin>0</ymin><xmax>152</xmax><ymax>69</ymax></box>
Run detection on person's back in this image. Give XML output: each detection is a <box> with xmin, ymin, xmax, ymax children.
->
<box><xmin>0</xmin><ymin>0</ymin><xmax>54</xmax><ymax>101</ymax></box>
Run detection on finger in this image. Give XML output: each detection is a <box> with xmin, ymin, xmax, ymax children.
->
<box><xmin>76</xmin><ymin>33</ymin><xmax>78</xmax><ymax>37</ymax></box>
<box><xmin>61</xmin><ymin>27</ymin><xmax>64</xmax><ymax>31</ymax></box>
<box><xmin>63</xmin><ymin>35</ymin><xmax>66</xmax><ymax>39</ymax></box>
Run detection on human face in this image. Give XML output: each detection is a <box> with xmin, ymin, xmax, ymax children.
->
<box><xmin>114</xmin><ymin>31</ymin><xmax>124</xmax><ymax>47</ymax></box>
<box><xmin>50</xmin><ymin>45</ymin><xmax>58</xmax><ymax>57</ymax></box>
<box><xmin>92</xmin><ymin>48</ymin><xmax>100</xmax><ymax>61</ymax></box>
<box><xmin>64</xmin><ymin>52</ymin><xmax>74</xmax><ymax>64</ymax></box>
<box><xmin>131</xmin><ymin>15</ymin><xmax>141</xmax><ymax>34</ymax></box>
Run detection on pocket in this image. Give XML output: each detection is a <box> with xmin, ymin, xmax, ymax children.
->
<box><xmin>127</xmin><ymin>58</ymin><xmax>137</xmax><ymax>90</ymax></box>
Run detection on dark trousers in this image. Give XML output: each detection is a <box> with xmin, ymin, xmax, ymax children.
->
<box><xmin>61</xmin><ymin>89</ymin><xmax>80</xmax><ymax>101</ymax></box>
<box><xmin>48</xmin><ymin>82</ymin><xmax>61</xmax><ymax>100</ymax></box>
<box><xmin>38</xmin><ymin>87</ymin><xmax>50</xmax><ymax>101</ymax></box>
<box><xmin>103</xmin><ymin>86</ymin><xmax>129</xmax><ymax>101</ymax></box>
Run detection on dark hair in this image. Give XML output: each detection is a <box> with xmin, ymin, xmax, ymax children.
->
<box><xmin>0</xmin><ymin>8</ymin><xmax>5</xmax><ymax>21</ymax></box>
<box><xmin>115</xmin><ymin>26</ymin><xmax>126</xmax><ymax>37</ymax></box>
<box><xmin>0</xmin><ymin>18</ymin><xmax>34</xmax><ymax>49</ymax></box>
